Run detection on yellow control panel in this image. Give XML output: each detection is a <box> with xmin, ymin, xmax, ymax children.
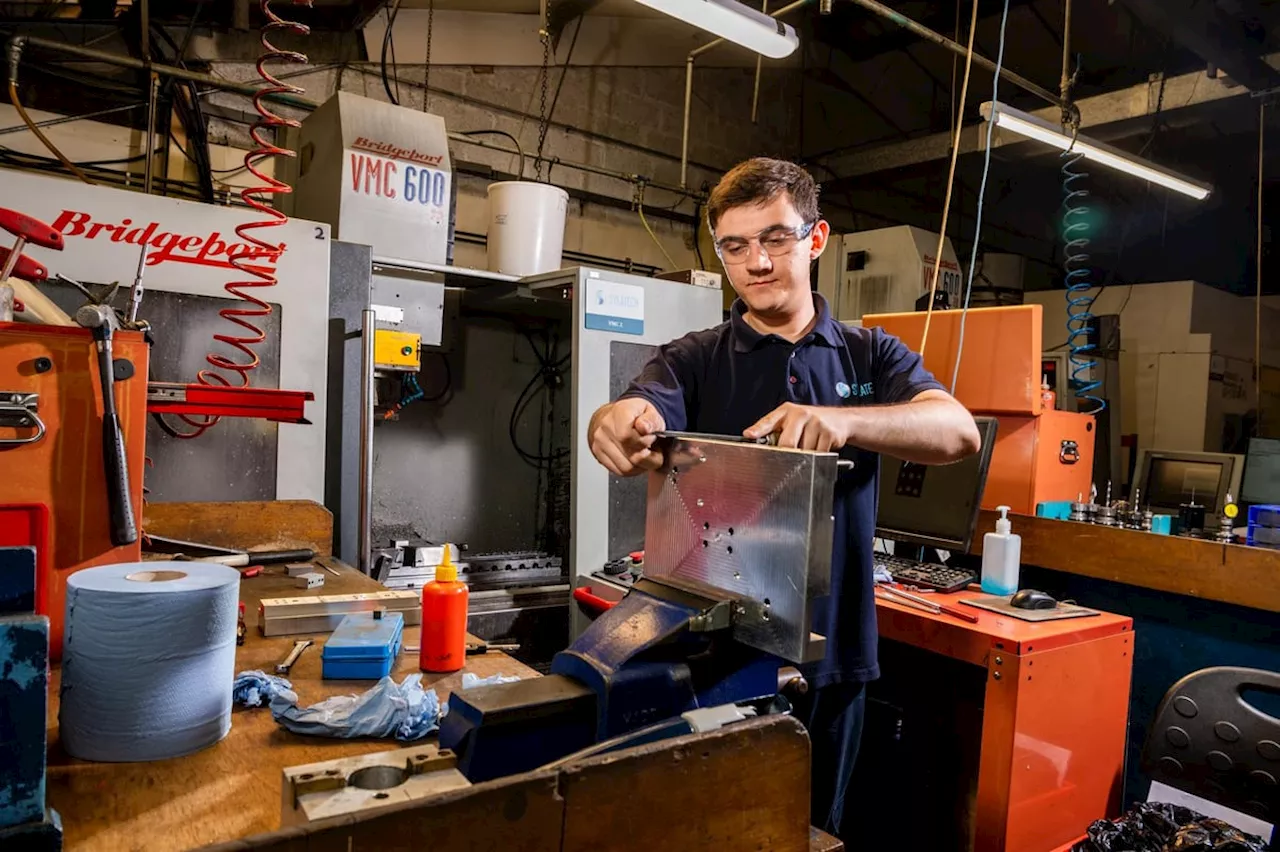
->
<box><xmin>374</xmin><ymin>329</ymin><xmax>421</xmax><ymax>371</ymax></box>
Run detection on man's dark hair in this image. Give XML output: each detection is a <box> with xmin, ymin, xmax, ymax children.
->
<box><xmin>706</xmin><ymin>157</ymin><xmax>821</xmax><ymax>232</ymax></box>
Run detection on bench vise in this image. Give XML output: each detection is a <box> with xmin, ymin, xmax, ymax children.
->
<box><xmin>441</xmin><ymin>438</ymin><xmax>838</xmax><ymax>782</ymax></box>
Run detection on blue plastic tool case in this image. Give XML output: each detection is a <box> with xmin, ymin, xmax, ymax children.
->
<box><xmin>321</xmin><ymin>612</ymin><xmax>404</xmax><ymax>679</ymax></box>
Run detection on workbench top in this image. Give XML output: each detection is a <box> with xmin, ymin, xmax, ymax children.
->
<box><xmin>43</xmin><ymin>558</ymin><xmax>539</xmax><ymax>852</ymax></box>
<box><xmin>875</xmin><ymin>587</ymin><xmax>1133</xmax><ymax>667</ymax></box>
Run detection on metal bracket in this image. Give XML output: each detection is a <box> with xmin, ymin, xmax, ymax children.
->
<box><xmin>289</xmin><ymin>748</ymin><xmax>458</xmax><ymax>809</ymax></box>
<box><xmin>688</xmin><ymin>599</ymin><xmax>734</xmax><ymax>633</ymax></box>
<box><xmin>633</xmin><ymin>577</ymin><xmax>733</xmax><ymax>633</ymax></box>
<box><xmin>0</xmin><ymin>392</ymin><xmax>44</xmax><ymax>446</ymax></box>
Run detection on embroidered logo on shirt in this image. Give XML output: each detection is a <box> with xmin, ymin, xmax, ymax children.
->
<box><xmin>838</xmin><ymin>381</ymin><xmax>875</xmax><ymax>399</ymax></box>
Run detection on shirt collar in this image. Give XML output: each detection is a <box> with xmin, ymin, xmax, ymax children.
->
<box><xmin>730</xmin><ymin>292</ymin><xmax>846</xmax><ymax>352</ymax></box>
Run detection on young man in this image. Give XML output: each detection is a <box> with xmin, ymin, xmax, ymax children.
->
<box><xmin>587</xmin><ymin>157</ymin><xmax>981</xmax><ymax>838</ymax></box>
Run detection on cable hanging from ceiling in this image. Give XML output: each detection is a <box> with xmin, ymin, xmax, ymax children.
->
<box><xmin>1055</xmin><ymin>0</ymin><xmax>1105</xmax><ymax>414</ymax></box>
<box><xmin>918</xmin><ymin>0</ymin><xmax>980</xmax><ymax>358</ymax></box>
<box><xmin>949</xmin><ymin>0</ymin><xmax>1011</xmax><ymax>394</ymax></box>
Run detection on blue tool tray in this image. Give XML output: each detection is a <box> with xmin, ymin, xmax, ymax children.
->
<box><xmin>321</xmin><ymin>612</ymin><xmax>404</xmax><ymax>679</ymax></box>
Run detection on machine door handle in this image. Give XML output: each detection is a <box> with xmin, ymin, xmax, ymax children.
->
<box><xmin>0</xmin><ymin>392</ymin><xmax>45</xmax><ymax>446</ymax></box>
<box><xmin>1060</xmin><ymin>440</ymin><xmax>1080</xmax><ymax>464</ymax></box>
<box><xmin>573</xmin><ymin>586</ymin><xmax>617</xmax><ymax>613</ymax></box>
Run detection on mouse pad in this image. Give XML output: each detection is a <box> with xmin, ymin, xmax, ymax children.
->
<box><xmin>958</xmin><ymin>595</ymin><xmax>1101</xmax><ymax>622</ymax></box>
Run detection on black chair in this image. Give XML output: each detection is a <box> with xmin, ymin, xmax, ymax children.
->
<box><xmin>1141</xmin><ymin>666</ymin><xmax>1280</xmax><ymax>826</ymax></box>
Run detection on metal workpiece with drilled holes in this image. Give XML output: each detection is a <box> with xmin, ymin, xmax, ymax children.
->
<box><xmin>281</xmin><ymin>744</ymin><xmax>468</xmax><ymax>826</ymax></box>
<box><xmin>642</xmin><ymin>437</ymin><xmax>836</xmax><ymax>664</ymax></box>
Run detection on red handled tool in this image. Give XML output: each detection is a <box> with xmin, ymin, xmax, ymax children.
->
<box><xmin>0</xmin><ymin>246</ymin><xmax>48</xmax><ymax>283</ymax></box>
<box><xmin>0</xmin><ymin>208</ymin><xmax>63</xmax><ymax>282</ymax></box>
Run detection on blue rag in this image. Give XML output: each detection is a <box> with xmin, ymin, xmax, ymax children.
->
<box><xmin>235</xmin><ymin>670</ymin><xmax>522</xmax><ymax>741</ymax></box>
<box><xmin>233</xmin><ymin>670</ymin><xmax>291</xmax><ymax>708</ymax></box>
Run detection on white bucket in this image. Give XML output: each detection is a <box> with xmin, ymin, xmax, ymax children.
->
<box><xmin>486</xmin><ymin>181</ymin><xmax>569</xmax><ymax>276</ymax></box>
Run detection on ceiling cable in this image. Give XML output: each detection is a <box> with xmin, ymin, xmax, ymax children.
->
<box><xmin>918</xmin><ymin>0</ymin><xmax>979</xmax><ymax>357</ymax></box>
<box><xmin>951</xmin><ymin>0</ymin><xmax>1012</xmax><ymax>393</ymax></box>
<box><xmin>1257</xmin><ymin>100</ymin><xmax>1266</xmax><ymax>433</ymax></box>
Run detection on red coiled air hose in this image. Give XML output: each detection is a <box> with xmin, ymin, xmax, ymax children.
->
<box><xmin>175</xmin><ymin>0</ymin><xmax>312</xmax><ymax>437</ymax></box>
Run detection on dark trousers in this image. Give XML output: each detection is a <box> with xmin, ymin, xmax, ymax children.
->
<box><xmin>796</xmin><ymin>680</ymin><xmax>867</xmax><ymax>840</ymax></box>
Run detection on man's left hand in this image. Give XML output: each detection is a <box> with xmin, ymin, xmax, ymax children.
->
<box><xmin>744</xmin><ymin>403</ymin><xmax>849</xmax><ymax>451</ymax></box>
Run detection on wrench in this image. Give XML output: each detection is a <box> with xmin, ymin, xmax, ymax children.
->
<box><xmin>275</xmin><ymin>638</ymin><xmax>312</xmax><ymax>675</ymax></box>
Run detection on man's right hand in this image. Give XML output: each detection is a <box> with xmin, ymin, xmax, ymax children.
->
<box><xmin>588</xmin><ymin>398</ymin><xmax>667</xmax><ymax>477</ymax></box>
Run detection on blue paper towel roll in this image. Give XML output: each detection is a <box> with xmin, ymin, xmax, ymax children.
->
<box><xmin>59</xmin><ymin>561</ymin><xmax>240</xmax><ymax>762</ymax></box>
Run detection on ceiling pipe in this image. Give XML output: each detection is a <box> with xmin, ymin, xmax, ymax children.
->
<box><xmin>5</xmin><ymin>35</ymin><xmax>704</xmax><ymax>205</ymax></box>
<box><xmin>8</xmin><ymin>34</ymin><xmax>319</xmax><ymax>109</ymax></box>
<box><xmin>843</xmin><ymin>0</ymin><xmax>1065</xmax><ymax>110</ymax></box>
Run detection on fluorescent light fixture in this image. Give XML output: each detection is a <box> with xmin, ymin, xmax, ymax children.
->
<box><xmin>631</xmin><ymin>0</ymin><xmax>799</xmax><ymax>59</ymax></box>
<box><xmin>979</xmin><ymin>101</ymin><xmax>1212</xmax><ymax>201</ymax></box>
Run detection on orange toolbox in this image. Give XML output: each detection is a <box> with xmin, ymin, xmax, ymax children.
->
<box><xmin>864</xmin><ymin>305</ymin><xmax>1095</xmax><ymax>514</ymax></box>
<box><xmin>0</xmin><ymin>322</ymin><xmax>148</xmax><ymax>658</ymax></box>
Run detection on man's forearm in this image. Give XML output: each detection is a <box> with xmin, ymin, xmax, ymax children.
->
<box><xmin>839</xmin><ymin>394</ymin><xmax>980</xmax><ymax>464</ymax></box>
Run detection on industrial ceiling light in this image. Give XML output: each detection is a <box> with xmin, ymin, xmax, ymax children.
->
<box><xmin>631</xmin><ymin>0</ymin><xmax>800</xmax><ymax>59</ymax></box>
<box><xmin>979</xmin><ymin>101</ymin><xmax>1212</xmax><ymax>201</ymax></box>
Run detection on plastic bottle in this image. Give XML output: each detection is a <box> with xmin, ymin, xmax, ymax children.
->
<box><xmin>1041</xmin><ymin>374</ymin><xmax>1057</xmax><ymax>410</ymax></box>
<box><xmin>419</xmin><ymin>545</ymin><xmax>469</xmax><ymax>673</ymax></box>
<box><xmin>981</xmin><ymin>506</ymin><xmax>1022</xmax><ymax>596</ymax></box>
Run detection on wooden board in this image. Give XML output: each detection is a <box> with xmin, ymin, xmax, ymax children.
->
<box><xmin>204</xmin><ymin>774</ymin><xmax>566</xmax><ymax>852</ymax></box>
<box><xmin>144</xmin><ymin>500</ymin><xmax>334</xmax><ymax>556</ymax></box>
<box><xmin>559</xmin><ymin>715</ymin><xmax>811</xmax><ymax>852</ymax></box>
<box><xmin>44</xmin><ymin>559</ymin><xmax>539</xmax><ymax>852</ymax></box>
<box><xmin>969</xmin><ymin>510</ymin><xmax>1280</xmax><ymax>615</ymax></box>
<box><xmin>197</xmin><ymin>715</ymin><xmax>813</xmax><ymax>852</ymax></box>
<box><xmin>809</xmin><ymin>828</ymin><xmax>844</xmax><ymax>852</ymax></box>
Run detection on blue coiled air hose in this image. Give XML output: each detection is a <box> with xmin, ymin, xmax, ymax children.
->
<box><xmin>1061</xmin><ymin>138</ymin><xmax>1106</xmax><ymax>413</ymax></box>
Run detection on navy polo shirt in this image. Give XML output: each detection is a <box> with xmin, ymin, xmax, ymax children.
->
<box><xmin>620</xmin><ymin>293</ymin><xmax>945</xmax><ymax>688</ymax></box>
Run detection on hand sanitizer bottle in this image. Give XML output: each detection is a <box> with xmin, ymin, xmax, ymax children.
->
<box><xmin>981</xmin><ymin>506</ymin><xmax>1021</xmax><ymax>596</ymax></box>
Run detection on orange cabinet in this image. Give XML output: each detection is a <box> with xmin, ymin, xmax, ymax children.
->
<box><xmin>865</xmin><ymin>306</ymin><xmax>1097</xmax><ymax>513</ymax></box>
<box><xmin>985</xmin><ymin>410</ymin><xmax>1097</xmax><ymax>515</ymax></box>
<box><xmin>0</xmin><ymin>322</ymin><xmax>148</xmax><ymax>658</ymax></box>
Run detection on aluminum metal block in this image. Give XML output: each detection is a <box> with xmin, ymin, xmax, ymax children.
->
<box><xmin>643</xmin><ymin>438</ymin><xmax>836</xmax><ymax>663</ymax></box>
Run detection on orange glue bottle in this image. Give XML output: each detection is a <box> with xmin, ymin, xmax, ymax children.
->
<box><xmin>419</xmin><ymin>545</ymin><xmax>468</xmax><ymax>673</ymax></box>
<box><xmin>1041</xmin><ymin>374</ymin><xmax>1057</xmax><ymax>410</ymax></box>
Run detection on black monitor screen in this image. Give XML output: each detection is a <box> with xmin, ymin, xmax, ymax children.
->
<box><xmin>875</xmin><ymin>417</ymin><xmax>998</xmax><ymax>551</ymax></box>
<box><xmin>1241</xmin><ymin>438</ymin><xmax>1280</xmax><ymax>505</ymax></box>
<box><xmin>1145</xmin><ymin>458</ymin><xmax>1224</xmax><ymax>509</ymax></box>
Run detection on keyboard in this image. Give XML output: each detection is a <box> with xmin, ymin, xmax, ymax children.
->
<box><xmin>875</xmin><ymin>555</ymin><xmax>977</xmax><ymax>593</ymax></box>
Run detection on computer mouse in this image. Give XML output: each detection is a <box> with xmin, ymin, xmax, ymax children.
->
<box><xmin>1010</xmin><ymin>589</ymin><xmax>1057</xmax><ymax>610</ymax></box>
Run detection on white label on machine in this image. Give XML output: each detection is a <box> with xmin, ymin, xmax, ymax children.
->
<box><xmin>584</xmin><ymin>279</ymin><xmax>645</xmax><ymax>336</ymax></box>
<box><xmin>372</xmin><ymin>304</ymin><xmax>405</xmax><ymax>324</ymax></box>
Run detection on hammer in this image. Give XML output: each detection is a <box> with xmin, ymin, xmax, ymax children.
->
<box><xmin>75</xmin><ymin>304</ymin><xmax>137</xmax><ymax>547</ymax></box>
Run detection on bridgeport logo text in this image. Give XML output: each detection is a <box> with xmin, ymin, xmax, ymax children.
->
<box><xmin>51</xmin><ymin>210</ymin><xmax>282</xmax><ymax>271</ymax></box>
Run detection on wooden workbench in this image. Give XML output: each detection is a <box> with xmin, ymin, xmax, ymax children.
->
<box><xmin>44</xmin><ymin>557</ymin><xmax>538</xmax><ymax>852</ymax></box>
<box><xmin>970</xmin><ymin>509</ymin><xmax>1280</xmax><ymax>614</ymax></box>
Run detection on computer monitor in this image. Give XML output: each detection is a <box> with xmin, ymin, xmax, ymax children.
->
<box><xmin>876</xmin><ymin>416</ymin><xmax>999</xmax><ymax>551</ymax></box>
<box><xmin>1133</xmin><ymin>449</ymin><xmax>1244</xmax><ymax>517</ymax></box>
<box><xmin>1240</xmin><ymin>437</ymin><xmax>1280</xmax><ymax>506</ymax></box>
